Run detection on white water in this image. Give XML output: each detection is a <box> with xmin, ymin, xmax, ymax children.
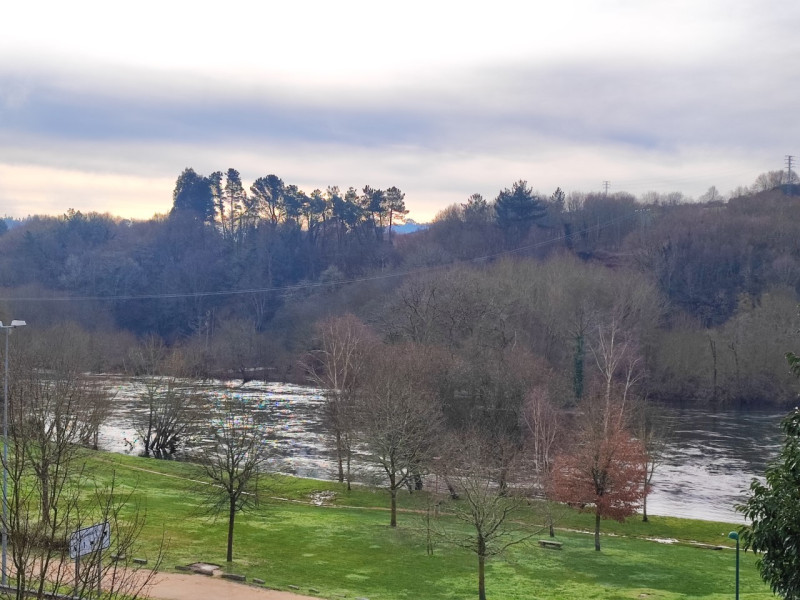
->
<box><xmin>94</xmin><ymin>375</ymin><xmax>786</xmax><ymax>523</ymax></box>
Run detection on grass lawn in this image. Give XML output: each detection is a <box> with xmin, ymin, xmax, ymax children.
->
<box><xmin>85</xmin><ymin>451</ymin><xmax>772</xmax><ymax>600</ymax></box>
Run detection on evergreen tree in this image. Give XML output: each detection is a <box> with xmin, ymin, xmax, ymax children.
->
<box><xmin>739</xmin><ymin>402</ymin><xmax>800</xmax><ymax>598</ymax></box>
<box><xmin>171</xmin><ymin>168</ymin><xmax>216</xmax><ymax>223</ymax></box>
<box><xmin>494</xmin><ymin>180</ymin><xmax>547</xmax><ymax>244</ymax></box>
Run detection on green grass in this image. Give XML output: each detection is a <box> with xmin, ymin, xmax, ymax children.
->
<box><xmin>83</xmin><ymin>451</ymin><xmax>771</xmax><ymax>599</ymax></box>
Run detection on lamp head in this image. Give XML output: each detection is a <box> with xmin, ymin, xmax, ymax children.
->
<box><xmin>728</xmin><ymin>531</ymin><xmax>739</xmax><ymax>541</ymax></box>
<box><xmin>0</xmin><ymin>321</ymin><xmax>26</xmax><ymax>328</ymax></box>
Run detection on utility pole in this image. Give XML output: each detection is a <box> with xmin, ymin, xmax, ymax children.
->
<box><xmin>786</xmin><ymin>155</ymin><xmax>795</xmax><ymax>195</ymax></box>
<box><xmin>602</xmin><ymin>181</ymin><xmax>610</xmax><ymax>196</ymax></box>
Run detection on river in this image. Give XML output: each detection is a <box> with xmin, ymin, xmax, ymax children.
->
<box><xmin>94</xmin><ymin>376</ymin><xmax>786</xmax><ymax>524</ymax></box>
<box><xmin>645</xmin><ymin>408</ymin><xmax>784</xmax><ymax>522</ymax></box>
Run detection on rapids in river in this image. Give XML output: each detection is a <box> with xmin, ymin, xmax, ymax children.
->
<box><xmin>94</xmin><ymin>376</ymin><xmax>786</xmax><ymax>523</ymax></box>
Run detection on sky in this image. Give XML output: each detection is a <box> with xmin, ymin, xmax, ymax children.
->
<box><xmin>1</xmin><ymin>1</ymin><xmax>798</xmax><ymax>223</ymax></box>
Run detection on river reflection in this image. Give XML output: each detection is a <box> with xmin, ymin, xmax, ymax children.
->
<box><xmin>94</xmin><ymin>375</ymin><xmax>787</xmax><ymax>524</ymax></box>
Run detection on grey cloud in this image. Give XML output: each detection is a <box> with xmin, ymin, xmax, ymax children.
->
<box><xmin>0</xmin><ymin>72</ymin><xmax>438</xmax><ymax>149</ymax></box>
<box><xmin>1</xmin><ymin>50</ymin><xmax>796</xmax><ymax>199</ymax></box>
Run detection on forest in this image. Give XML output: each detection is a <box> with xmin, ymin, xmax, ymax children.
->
<box><xmin>0</xmin><ymin>167</ymin><xmax>799</xmax><ymax>409</ymax></box>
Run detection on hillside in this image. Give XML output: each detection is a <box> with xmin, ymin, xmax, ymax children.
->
<box><xmin>0</xmin><ymin>182</ymin><xmax>798</xmax><ymax>407</ymax></box>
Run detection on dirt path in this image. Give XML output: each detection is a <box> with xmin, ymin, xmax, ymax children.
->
<box><xmin>148</xmin><ymin>571</ymin><xmax>319</xmax><ymax>600</ymax></box>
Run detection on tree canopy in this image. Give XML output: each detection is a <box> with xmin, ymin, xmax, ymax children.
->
<box><xmin>739</xmin><ymin>406</ymin><xmax>800</xmax><ymax>598</ymax></box>
<box><xmin>494</xmin><ymin>179</ymin><xmax>547</xmax><ymax>244</ymax></box>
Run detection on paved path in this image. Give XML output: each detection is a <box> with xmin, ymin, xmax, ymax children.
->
<box><xmin>149</xmin><ymin>571</ymin><xmax>319</xmax><ymax>600</ymax></box>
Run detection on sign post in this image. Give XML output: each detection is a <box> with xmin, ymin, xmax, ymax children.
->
<box><xmin>70</xmin><ymin>522</ymin><xmax>110</xmax><ymax>597</ymax></box>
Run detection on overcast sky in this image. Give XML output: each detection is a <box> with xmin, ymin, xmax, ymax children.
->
<box><xmin>1</xmin><ymin>1</ymin><xmax>798</xmax><ymax>222</ymax></box>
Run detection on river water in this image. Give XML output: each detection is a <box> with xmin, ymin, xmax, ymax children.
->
<box><xmin>94</xmin><ymin>376</ymin><xmax>787</xmax><ymax>524</ymax></box>
<box><xmin>645</xmin><ymin>408</ymin><xmax>784</xmax><ymax>523</ymax></box>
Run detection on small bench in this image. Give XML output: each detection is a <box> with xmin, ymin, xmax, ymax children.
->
<box><xmin>538</xmin><ymin>539</ymin><xmax>563</xmax><ymax>550</ymax></box>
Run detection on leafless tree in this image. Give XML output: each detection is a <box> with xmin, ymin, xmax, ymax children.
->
<box><xmin>5</xmin><ymin>462</ymin><xmax>163</xmax><ymax>600</ymax></box>
<box><xmin>305</xmin><ymin>314</ymin><xmax>376</xmax><ymax>489</ymax></box>
<box><xmin>210</xmin><ymin>318</ymin><xmax>264</xmax><ymax>383</ymax></box>
<box><xmin>357</xmin><ymin>344</ymin><xmax>445</xmax><ymax>527</ymax></box>
<box><xmin>630</xmin><ymin>397</ymin><xmax>670</xmax><ymax>522</ymax></box>
<box><xmin>521</xmin><ymin>385</ymin><xmax>563</xmax><ymax>536</ymax></box>
<box><xmin>3</xmin><ymin>330</ymin><xmax>162</xmax><ymax>600</ymax></box>
<box><xmin>133</xmin><ymin>378</ymin><xmax>205</xmax><ymax>458</ymax></box>
<box><xmin>522</xmin><ymin>386</ymin><xmax>561</xmax><ymax>484</ymax></box>
<box><xmin>589</xmin><ymin>317</ymin><xmax>645</xmax><ymax>415</ymax></box>
<box><xmin>75</xmin><ymin>380</ymin><xmax>114</xmax><ymax>451</ymax></box>
<box><xmin>194</xmin><ymin>396</ymin><xmax>273</xmax><ymax>562</ymax></box>
<box><xmin>439</xmin><ymin>431</ymin><xmax>539</xmax><ymax>600</ymax></box>
<box><xmin>10</xmin><ymin>324</ymin><xmax>113</xmax><ymax>526</ymax></box>
<box><xmin>127</xmin><ymin>336</ymin><xmax>206</xmax><ymax>458</ymax></box>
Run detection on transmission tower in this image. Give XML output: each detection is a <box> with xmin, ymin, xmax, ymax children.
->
<box><xmin>602</xmin><ymin>181</ymin><xmax>610</xmax><ymax>195</ymax></box>
<box><xmin>786</xmin><ymin>155</ymin><xmax>795</xmax><ymax>194</ymax></box>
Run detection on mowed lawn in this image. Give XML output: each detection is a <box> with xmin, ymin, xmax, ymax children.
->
<box><xmin>86</xmin><ymin>452</ymin><xmax>772</xmax><ymax>600</ymax></box>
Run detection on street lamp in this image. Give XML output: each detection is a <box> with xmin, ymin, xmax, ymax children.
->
<box><xmin>1</xmin><ymin>320</ymin><xmax>25</xmax><ymax>587</ymax></box>
<box><xmin>728</xmin><ymin>531</ymin><xmax>740</xmax><ymax>600</ymax></box>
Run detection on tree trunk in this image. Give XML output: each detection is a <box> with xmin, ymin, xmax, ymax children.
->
<box><xmin>335</xmin><ymin>430</ymin><xmax>344</xmax><ymax>484</ymax></box>
<box><xmin>478</xmin><ymin>538</ymin><xmax>486</xmax><ymax>600</ymax></box>
<box><xmin>594</xmin><ymin>510</ymin><xmax>601</xmax><ymax>551</ymax></box>
<box><xmin>573</xmin><ymin>333</ymin><xmax>584</xmax><ymax>400</ymax></box>
<box><xmin>498</xmin><ymin>466</ymin><xmax>509</xmax><ymax>496</ymax></box>
<box><xmin>390</xmin><ymin>481</ymin><xmax>397</xmax><ymax>528</ymax></box>
<box><xmin>40</xmin><ymin>468</ymin><xmax>50</xmax><ymax>526</ymax></box>
<box><xmin>345</xmin><ymin>435</ymin><xmax>352</xmax><ymax>491</ymax></box>
<box><xmin>642</xmin><ymin>486</ymin><xmax>649</xmax><ymax>522</ymax></box>
<box><xmin>145</xmin><ymin>403</ymin><xmax>154</xmax><ymax>457</ymax></box>
<box><xmin>227</xmin><ymin>498</ymin><xmax>236</xmax><ymax>562</ymax></box>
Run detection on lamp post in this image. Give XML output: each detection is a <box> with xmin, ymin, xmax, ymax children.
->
<box><xmin>1</xmin><ymin>320</ymin><xmax>25</xmax><ymax>587</ymax></box>
<box><xmin>728</xmin><ymin>531</ymin><xmax>740</xmax><ymax>600</ymax></box>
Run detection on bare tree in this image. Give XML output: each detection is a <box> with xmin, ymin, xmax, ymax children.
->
<box><xmin>522</xmin><ymin>386</ymin><xmax>561</xmax><ymax>484</ymax></box>
<box><xmin>630</xmin><ymin>397</ymin><xmax>670</xmax><ymax>522</ymax></box>
<box><xmin>70</xmin><ymin>474</ymin><xmax>165</xmax><ymax>600</ymax></box>
<box><xmin>210</xmin><ymin>318</ymin><xmax>263</xmax><ymax>383</ymax></box>
<box><xmin>11</xmin><ymin>324</ymin><xmax>112</xmax><ymax>526</ymax></box>
<box><xmin>439</xmin><ymin>431</ymin><xmax>539</xmax><ymax>600</ymax></box>
<box><xmin>455</xmin><ymin>347</ymin><xmax>546</xmax><ymax>495</ymax></box>
<box><xmin>75</xmin><ymin>379</ymin><xmax>114</xmax><ymax>451</ymax></box>
<box><xmin>195</xmin><ymin>396</ymin><xmax>272</xmax><ymax>562</ymax></box>
<box><xmin>133</xmin><ymin>378</ymin><xmax>204</xmax><ymax>458</ymax></box>
<box><xmin>5</xmin><ymin>461</ymin><xmax>163</xmax><ymax>600</ymax></box>
<box><xmin>522</xmin><ymin>385</ymin><xmax>563</xmax><ymax>536</ymax></box>
<box><xmin>128</xmin><ymin>337</ymin><xmax>206</xmax><ymax>458</ymax></box>
<box><xmin>305</xmin><ymin>314</ymin><xmax>376</xmax><ymax>489</ymax></box>
<box><xmin>357</xmin><ymin>344</ymin><xmax>445</xmax><ymax>527</ymax></box>
<box><xmin>4</xmin><ymin>331</ymin><xmax>162</xmax><ymax>600</ymax></box>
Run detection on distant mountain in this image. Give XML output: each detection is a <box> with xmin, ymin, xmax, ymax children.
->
<box><xmin>393</xmin><ymin>219</ymin><xmax>428</xmax><ymax>234</ymax></box>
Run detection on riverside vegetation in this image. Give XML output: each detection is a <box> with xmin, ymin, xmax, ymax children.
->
<box><xmin>85</xmin><ymin>451</ymin><xmax>769</xmax><ymax>600</ymax></box>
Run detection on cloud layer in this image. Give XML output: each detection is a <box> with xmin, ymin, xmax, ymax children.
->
<box><xmin>1</xmin><ymin>1</ymin><xmax>798</xmax><ymax>221</ymax></box>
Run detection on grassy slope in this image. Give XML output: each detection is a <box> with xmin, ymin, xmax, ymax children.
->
<box><xmin>86</xmin><ymin>451</ymin><xmax>771</xmax><ymax>600</ymax></box>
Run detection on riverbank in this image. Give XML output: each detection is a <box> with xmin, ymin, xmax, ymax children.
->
<box><xmin>84</xmin><ymin>451</ymin><xmax>771</xmax><ymax>600</ymax></box>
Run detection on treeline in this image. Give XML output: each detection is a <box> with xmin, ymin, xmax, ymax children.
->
<box><xmin>0</xmin><ymin>169</ymin><xmax>799</xmax><ymax>407</ymax></box>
